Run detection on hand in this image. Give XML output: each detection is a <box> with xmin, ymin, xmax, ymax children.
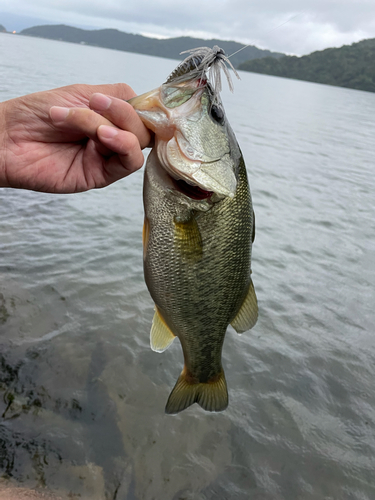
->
<box><xmin>0</xmin><ymin>83</ymin><xmax>151</xmax><ymax>193</ymax></box>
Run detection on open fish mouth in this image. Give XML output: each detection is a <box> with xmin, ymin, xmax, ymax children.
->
<box><xmin>157</xmin><ymin>135</ymin><xmax>236</xmax><ymax>199</ymax></box>
<box><xmin>173</xmin><ymin>178</ymin><xmax>214</xmax><ymax>200</ymax></box>
<box><xmin>172</xmin><ymin>157</ymin><xmax>236</xmax><ymax>199</ymax></box>
<box><xmin>151</xmin><ymin>150</ymin><xmax>215</xmax><ymax>201</ymax></box>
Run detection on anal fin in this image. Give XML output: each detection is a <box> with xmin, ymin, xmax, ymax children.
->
<box><xmin>150</xmin><ymin>307</ymin><xmax>176</xmax><ymax>352</ymax></box>
<box><xmin>231</xmin><ymin>279</ymin><xmax>258</xmax><ymax>333</ymax></box>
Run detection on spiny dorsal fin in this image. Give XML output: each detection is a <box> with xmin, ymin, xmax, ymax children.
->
<box><xmin>231</xmin><ymin>279</ymin><xmax>258</xmax><ymax>333</ymax></box>
<box><xmin>150</xmin><ymin>307</ymin><xmax>176</xmax><ymax>353</ymax></box>
<box><xmin>165</xmin><ymin>368</ymin><xmax>228</xmax><ymax>414</ymax></box>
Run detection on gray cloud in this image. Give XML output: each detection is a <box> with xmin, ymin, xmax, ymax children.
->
<box><xmin>3</xmin><ymin>0</ymin><xmax>375</xmax><ymax>54</ymax></box>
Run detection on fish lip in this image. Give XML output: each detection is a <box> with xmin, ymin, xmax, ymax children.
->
<box><xmin>172</xmin><ymin>177</ymin><xmax>214</xmax><ymax>201</ymax></box>
<box><xmin>147</xmin><ymin>149</ymin><xmax>215</xmax><ymax>204</ymax></box>
<box><xmin>155</xmin><ymin>137</ymin><xmax>215</xmax><ymax>199</ymax></box>
<box><xmin>167</xmin><ymin>160</ymin><xmax>235</xmax><ymax>200</ymax></box>
<box><xmin>158</xmin><ymin>137</ymin><xmax>235</xmax><ymax>199</ymax></box>
<box><xmin>161</xmin><ymin>164</ymin><xmax>215</xmax><ymax>201</ymax></box>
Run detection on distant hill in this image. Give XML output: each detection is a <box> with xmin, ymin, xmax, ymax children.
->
<box><xmin>238</xmin><ymin>38</ymin><xmax>375</xmax><ymax>93</ymax></box>
<box><xmin>19</xmin><ymin>24</ymin><xmax>284</xmax><ymax>68</ymax></box>
<box><xmin>0</xmin><ymin>24</ymin><xmax>6</xmax><ymax>33</ymax></box>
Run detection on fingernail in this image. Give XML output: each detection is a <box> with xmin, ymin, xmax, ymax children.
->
<box><xmin>91</xmin><ymin>93</ymin><xmax>112</xmax><ymax>112</ymax></box>
<box><xmin>99</xmin><ymin>125</ymin><xmax>118</xmax><ymax>139</ymax></box>
<box><xmin>50</xmin><ymin>106</ymin><xmax>70</xmax><ymax>123</ymax></box>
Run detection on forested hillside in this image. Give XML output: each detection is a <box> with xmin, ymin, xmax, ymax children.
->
<box><xmin>239</xmin><ymin>38</ymin><xmax>375</xmax><ymax>93</ymax></box>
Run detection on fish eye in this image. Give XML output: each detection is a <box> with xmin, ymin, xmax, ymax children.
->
<box><xmin>210</xmin><ymin>104</ymin><xmax>225</xmax><ymax>124</ymax></box>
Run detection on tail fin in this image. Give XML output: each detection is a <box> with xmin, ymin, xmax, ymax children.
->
<box><xmin>165</xmin><ymin>368</ymin><xmax>228</xmax><ymax>414</ymax></box>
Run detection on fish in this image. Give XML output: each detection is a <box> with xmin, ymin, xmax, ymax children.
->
<box><xmin>129</xmin><ymin>47</ymin><xmax>258</xmax><ymax>414</ymax></box>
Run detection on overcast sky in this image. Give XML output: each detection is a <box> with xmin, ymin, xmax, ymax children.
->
<box><xmin>1</xmin><ymin>0</ymin><xmax>375</xmax><ymax>55</ymax></box>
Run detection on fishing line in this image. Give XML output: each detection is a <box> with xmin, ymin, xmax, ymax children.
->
<box><xmin>227</xmin><ymin>10</ymin><xmax>307</xmax><ymax>59</ymax></box>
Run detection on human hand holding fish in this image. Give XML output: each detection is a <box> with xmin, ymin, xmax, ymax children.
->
<box><xmin>0</xmin><ymin>83</ymin><xmax>151</xmax><ymax>193</ymax></box>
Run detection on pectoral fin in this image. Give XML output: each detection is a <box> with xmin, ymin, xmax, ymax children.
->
<box><xmin>150</xmin><ymin>307</ymin><xmax>176</xmax><ymax>352</ymax></box>
<box><xmin>174</xmin><ymin>215</ymin><xmax>203</xmax><ymax>263</ymax></box>
<box><xmin>231</xmin><ymin>279</ymin><xmax>258</xmax><ymax>333</ymax></box>
<box><xmin>142</xmin><ymin>216</ymin><xmax>150</xmax><ymax>259</ymax></box>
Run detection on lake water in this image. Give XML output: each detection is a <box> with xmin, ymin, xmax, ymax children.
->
<box><xmin>0</xmin><ymin>33</ymin><xmax>375</xmax><ymax>500</ymax></box>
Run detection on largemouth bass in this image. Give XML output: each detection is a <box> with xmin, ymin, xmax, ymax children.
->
<box><xmin>129</xmin><ymin>47</ymin><xmax>258</xmax><ymax>414</ymax></box>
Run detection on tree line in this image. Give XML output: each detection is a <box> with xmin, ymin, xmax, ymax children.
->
<box><xmin>238</xmin><ymin>38</ymin><xmax>375</xmax><ymax>93</ymax></box>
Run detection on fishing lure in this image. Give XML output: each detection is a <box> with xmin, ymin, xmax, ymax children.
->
<box><xmin>166</xmin><ymin>45</ymin><xmax>240</xmax><ymax>103</ymax></box>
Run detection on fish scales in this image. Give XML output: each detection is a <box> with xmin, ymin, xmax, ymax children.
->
<box><xmin>144</xmin><ymin>155</ymin><xmax>252</xmax><ymax>382</ymax></box>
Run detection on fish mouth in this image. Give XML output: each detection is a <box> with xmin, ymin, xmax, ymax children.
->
<box><xmin>157</xmin><ymin>138</ymin><xmax>236</xmax><ymax>199</ymax></box>
<box><xmin>173</xmin><ymin>178</ymin><xmax>214</xmax><ymax>200</ymax></box>
<box><xmin>167</xmin><ymin>156</ymin><xmax>236</xmax><ymax>200</ymax></box>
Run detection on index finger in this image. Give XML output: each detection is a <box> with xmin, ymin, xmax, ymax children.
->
<box><xmin>89</xmin><ymin>93</ymin><xmax>151</xmax><ymax>149</ymax></box>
